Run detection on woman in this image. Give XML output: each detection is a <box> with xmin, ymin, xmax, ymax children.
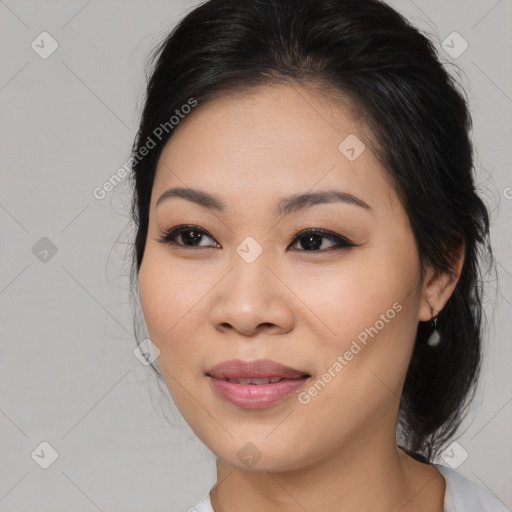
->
<box><xmin>129</xmin><ymin>0</ymin><xmax>506</xmax><ymax>510</ymax></box>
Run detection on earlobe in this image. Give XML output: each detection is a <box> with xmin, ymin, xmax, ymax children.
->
<box><xmin>418</xmin><ymin>242</ymin><xmax>465</xmax><ymax>323</ymax></box>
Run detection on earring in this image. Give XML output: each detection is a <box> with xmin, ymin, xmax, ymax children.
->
<box><xmin>427</xmin><ymin>305</ymin><xmax>441</xmax><ymax>347</ymax></box>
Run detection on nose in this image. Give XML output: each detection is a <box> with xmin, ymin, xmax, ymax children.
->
<box><xmin>209</xmin><ymin>251</ymin><xmax>295</xmax><ymax>337</ymax></box>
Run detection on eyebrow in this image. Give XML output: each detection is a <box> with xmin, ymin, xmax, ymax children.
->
<box><xmin>156</xmin><ymin>187</ymin><xmax>373</xmax><ymax>216</ymax></box>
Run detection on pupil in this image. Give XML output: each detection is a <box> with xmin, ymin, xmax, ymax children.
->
<box><xmin>301</xmin><ymin>234</ymin><xmax>322</xmax><ymax>250</ymax></box>
<box><xmin>182</xmin><ymin>230</ymin><xmax>202</xmax><ymax>246</ymax></box>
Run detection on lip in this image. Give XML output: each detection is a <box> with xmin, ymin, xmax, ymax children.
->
<box><xmin>206</xmin><ymin>359</ymin><xmax>311</xmax><ymax>409</ymax></box>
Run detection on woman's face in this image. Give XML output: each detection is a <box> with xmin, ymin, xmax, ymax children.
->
<box><xmin>138</xmin><ymin>83</ymin><xmax>432</xmax><ymax>471</ymax></box>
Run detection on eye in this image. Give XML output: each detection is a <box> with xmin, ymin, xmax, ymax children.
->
<box><xmin>156</xmin><ymin>225</ymin><xmax>356</xmax><ymax>252</ymax></box>
<box><xmin>156</xmin><ymin>225</ymin><xmax>218</xmax><ymax>248</ymax></box>
<box><xmin>288</xmin><ymin>228</ymin><xmax>355</xmax><ymax>252</ymax></box>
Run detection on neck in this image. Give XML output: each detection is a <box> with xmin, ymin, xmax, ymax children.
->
<box><xmin>210</xmin><ymin>424</ymin><xmax>445</xmax><ymax>512</ymax></box>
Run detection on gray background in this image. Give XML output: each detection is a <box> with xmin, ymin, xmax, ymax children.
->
<box><xmin>0</xmin><ymin>0</ymin><xmax>511</xmax><ymax>510</ymax></box>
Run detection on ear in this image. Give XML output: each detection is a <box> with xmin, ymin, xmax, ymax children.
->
<box><xmin>418</xmin><ymin>242</ymin><xmax>465</xmax><ymax>322</ymax></box>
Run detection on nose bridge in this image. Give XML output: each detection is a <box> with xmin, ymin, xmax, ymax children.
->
<box><xmin>235</xmin><ymin>234</ymin><xmax>267</xmax><ymax>266</ymax></box>
<box><xmin>229</xmin><ymin>234</ymin><xmax>275</xmax><ymax>298</ymax></box>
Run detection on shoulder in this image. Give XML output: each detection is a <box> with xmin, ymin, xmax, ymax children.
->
<box><xmin>188</xmin><ymin>491</ymin><xmax>214</xmax><ymax>512</ymax></box>
<box><xmin>434</xmin><ymin>463</ymin><xmax>509</xmax><ymax>512</ymax></box>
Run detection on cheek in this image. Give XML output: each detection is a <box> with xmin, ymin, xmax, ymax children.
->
<box><xmin>305</xmin><ymin>246</ymin><xmax>418</xmax><ymax>345</ymax></box>
<box><xmin>137</xmin><ymin>249</ymin><xmax>218</xmax><ymax>399</ymax></box>
<box><xmin>138</xmin><ymin>254</ymin><xmax>197</xmax><ymax>396</ymax></box>
<box><xmin>139</xmin><ymin>250</ymin><xmax>204</xmax><ymax>340</ymax></box>
<box><xmin>301</xmin><ymin>242</ymin><xmax>421</xmax><ymax>396</ymax></box>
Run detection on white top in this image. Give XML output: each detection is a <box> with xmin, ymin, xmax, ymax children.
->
<box><xmin>189</xmin><ymin>463</ymin><xmax>508</xmax><ymax>511</ymax></box>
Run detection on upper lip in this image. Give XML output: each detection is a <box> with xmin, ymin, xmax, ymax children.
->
<box><xmin>207</xmin><ymin>359</ymin><xmax>310</xmax><ymax>380</ymax></box>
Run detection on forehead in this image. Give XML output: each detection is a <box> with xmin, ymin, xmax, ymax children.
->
<box><xmin>152</xmin><ymin>83</ymin><xmax>398</xmax><ymax>217</ymax></box>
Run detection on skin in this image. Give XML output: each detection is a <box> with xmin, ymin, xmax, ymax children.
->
<box><xmin>138</xmin><ymin>83</ymin><xmax>464</xmax><ymax>512</ymax></box>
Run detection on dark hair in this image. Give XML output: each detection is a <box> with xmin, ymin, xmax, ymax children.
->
<box><xmin>129</xmin><ymin>0</ymin><xmax>495</xmax><ymax>463</ymax></box>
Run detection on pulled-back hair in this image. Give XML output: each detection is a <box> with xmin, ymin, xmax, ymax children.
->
<box><xmin>129</xmin><ymin>0</ymin><xmax>495</xmax><ymax>463</ymax></box>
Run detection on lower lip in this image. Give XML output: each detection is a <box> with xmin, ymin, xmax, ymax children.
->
<box><xmin>208</xmin><ymin>376</ymin><xmax>310</xmax><ymax>409</ymax></box>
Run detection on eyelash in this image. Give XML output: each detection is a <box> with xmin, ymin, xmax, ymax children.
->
<box><xmin>155</xmin><ymin>224</ymin><xmax>356</xmax><ymax>253</ymax></box>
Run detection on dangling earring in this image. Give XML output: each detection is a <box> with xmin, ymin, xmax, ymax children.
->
<box><xmin>427</xmin><ymin>305</ymin><xmax>441</xmax><ymax>347</ymax></box>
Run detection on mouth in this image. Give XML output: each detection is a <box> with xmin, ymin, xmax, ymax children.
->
<box><xmin>215</xmin><ymin>376</ymin><xmax>296</xmax><ymax>384</ymax></box>
<box><xmin>206</xmin><ymin>359</ymin><xmax>311</xmax><ymax>409</ymax></box>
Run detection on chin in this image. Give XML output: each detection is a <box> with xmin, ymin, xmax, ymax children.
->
<box><xmin>201</xmin><ymin>433</ymin><xmax>316</xmax><ymax>473</ymax></box>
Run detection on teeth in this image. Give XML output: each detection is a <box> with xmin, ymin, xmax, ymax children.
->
<box><xmin>226</xmin><ymin>377</ymin><xmax>283</xmax><ymax>384</ymax></box>
<box><xmin>252</xmin><ymin>378</ymin><xmax>272</xmax><ymax>385</ymax></box>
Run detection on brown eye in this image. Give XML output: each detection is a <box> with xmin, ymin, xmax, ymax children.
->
<box><xmin>157</xmin><ymin>225</ymin><xmax>218</xmax><ymax>248</ymax></box>
<box><xmin>288</xmin><ymin>229</ymin><xmax>355</xmax><ymax>252</ymax></box>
